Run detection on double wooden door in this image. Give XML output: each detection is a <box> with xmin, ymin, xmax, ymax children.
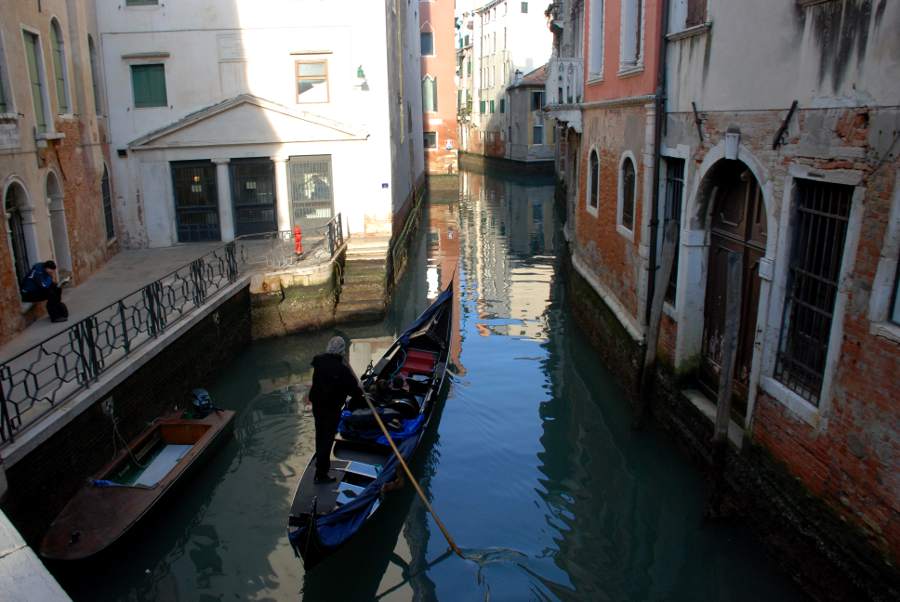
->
<box><xmin>700</xmin><ymin>163</ymin><xmax>767</xmax><ymax>421</ymax></box>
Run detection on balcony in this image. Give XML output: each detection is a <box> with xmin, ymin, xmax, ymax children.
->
<box><xmin>545</xmin><ymin>57</ymin><xmax>583</xmax><ymax>132</ymax></box>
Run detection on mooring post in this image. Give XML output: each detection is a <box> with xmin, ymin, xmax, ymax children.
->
<box><xmin>637</xmin><ymin>220</ymin><xmax>679</xmax><ymax>424</ymax></box>
<box><xmin>713</xmin><ymin>250</ymin><xmax>743</xmax><ymax>444</ymax></box>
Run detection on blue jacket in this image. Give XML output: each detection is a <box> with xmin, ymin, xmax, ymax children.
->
<box><xmin>21</xmin><ymin>263</ymin><xmax>53</xmax><ymax>294</ymax></box>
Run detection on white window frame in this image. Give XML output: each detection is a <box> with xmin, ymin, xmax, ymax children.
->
<box><xmin>21</xmin><ymin>26</ymin><xmax>55</xmax><ymax>136</ymax></box>
<box><xmin>760</xmin><ymin>165</ymin><xmax>865</xmax><ymax>427</ymax></box>
<box><xmin>0</xmin><ymin>29</ymin><xmax>17</xmax><ymax>120</ymax></box>
<box><xmin>49</xmin><ymin>17</ymin><xmax>72</xmax><ymax>116</ymax></box>
<box><xmin>618</xmin><ymin>0</ymin><xmax>646</xmax><ymax>75</ymax></box>
<box><xmin>658</xmin><ymin>145</ymin><xmax>692</xmax><ymax>317</ymax></box>
<box><xmin>616</xmin><ymin>151</ymin><xmax>637</xmax><ymax>240</ymax></box>
<box><xmin>586</xmin><ymin>146</ymin><xmax>600</xmax><ymax>217</ymax></box>
<box><xmin>587</xmin><ymin>0</ymin><xmax>604</xmax><ymax>82</ymax></box>
<box><xmin>868</xmin><ymin>168</ymin><xmax>900</xmax><ymax>343</ymax></box>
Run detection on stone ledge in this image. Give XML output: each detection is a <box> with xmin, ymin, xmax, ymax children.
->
<box><xmin>0</xmin><ymin>511</ymin><xmax>69</xmax><ymax>601</ymax></box>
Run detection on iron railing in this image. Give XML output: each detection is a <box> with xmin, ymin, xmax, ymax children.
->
<box><xmin>0</xmin><ymin>213</ymin><xmax>345</xmax><ymax>444</ymax></box>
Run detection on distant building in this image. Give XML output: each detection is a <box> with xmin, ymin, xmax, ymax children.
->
<box><xmin>0</xmin><ymin>0</ymin><xmax>116</xmax><ymax>344</ymax></box>
<box><xmin>95</xmin><ymin>0</ymin><xmax>423</xmax><ymax>248</ymax></box>
<box><xmin>506</xmin><ymin>64</ymin><xmax>555</xmax><ymax>163</ymax></box>
<box><xmin>457</xmin><ymin>0</ymin><xmax>552</xmax><ymax>161</ymax></box>
<box><xmin>420</xmin><ymin>0</ymin><xmax>458</xmax><ymax>174</ymax></box>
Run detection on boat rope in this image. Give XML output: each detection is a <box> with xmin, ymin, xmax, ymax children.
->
<box><xmin>110</xmin><ymin>414</ymin><xmax>147</xmax><ymax>469</ymax></box>
<box><xmin>361</xmin><ymin>393</ymin><xmax>464</xmax><ymax>559</ymax></box>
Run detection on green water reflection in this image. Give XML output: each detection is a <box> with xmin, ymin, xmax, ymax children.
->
<box><xmin>53</xmin><ymin>167</ymin><xmax>801</xmax><ymax>601</ymax></box>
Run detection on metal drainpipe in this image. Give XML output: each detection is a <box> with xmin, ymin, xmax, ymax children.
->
<box><xmin>645</xmin><ymin>0</ymin><xmax>670</xmax><ymax>329</ymax></box>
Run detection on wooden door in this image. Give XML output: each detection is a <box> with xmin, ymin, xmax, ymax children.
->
<box><xmin>700</xmin><ymin>163</ymin><xmax>767</xmax><ymax>420</ymax></box>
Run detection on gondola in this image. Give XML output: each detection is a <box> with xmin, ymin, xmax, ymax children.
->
<box><xmin>287</xmin><ymin>284</ymin><xmax>453</xmax><ymax>569</ymax></box>
<box><xmin>41</xmin><ymin>394</ymin><xmax>234</xmax><ymax>561</ymax></box>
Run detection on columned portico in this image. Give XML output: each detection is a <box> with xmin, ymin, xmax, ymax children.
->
<box><xmin>212</xmin><ymin>159</ymin><xmax>235</xmax><ymax>241</ymax></box>
<box><xmin>273</xmin><ymin>156</ymin><xmax>291</xmax><ymax>232</ymax></box>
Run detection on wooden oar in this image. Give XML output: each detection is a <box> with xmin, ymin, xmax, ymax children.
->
<box><xmin>361</xmin><ymin>394</ymin><xmax>464</xmax><ymax>559</ymax></box>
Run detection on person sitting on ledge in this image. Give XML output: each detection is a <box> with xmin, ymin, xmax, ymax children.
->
<box><xmin>20</xmin><ymin>260</ymin><xmax>68</xmax><ymax>323</ymax></box>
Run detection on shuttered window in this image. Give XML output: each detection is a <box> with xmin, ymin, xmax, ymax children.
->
<box><xmin>102</xmin><ymin>166</ymin><xmax>115</xmax><ymax>240</ymax></box>
<box><xmin>131</xmin><ymin>64</ymin><xmax>167</xmax><ymax>108</ymax></box>
<box><xmin>24</xmin><ymin>31</ymin><xmax>48</xmax><ymax>133</ymax></box>
<box><xmin>775</xmin><ymin>179</ymin><xmax>853</xmax><ymax>405</ymax></box>
<box><xmin>50</xmin><ymin>21</ymin><xmax>68</xmax><ymax>113</ymax></box>
<box><xmin>422</xmin><ymin>76</ymin><xmax>437</xmax><ymax>113</ymax></box>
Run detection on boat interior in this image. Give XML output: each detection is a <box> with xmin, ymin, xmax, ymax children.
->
<box><xmin>104</xmin><ymin>422</ymin><xmax>210</xmax><ymax>488</ymax></box>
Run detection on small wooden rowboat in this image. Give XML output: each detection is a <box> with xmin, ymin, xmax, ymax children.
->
<box><xmin>288</xmin><ymin>284</ymin><xmax>453</xmax><ymax>569</ymax></box>
<box><xmin>40</xmin><ymin>409</ymin><xmax>235</xmax><ymax>560</ymax></box>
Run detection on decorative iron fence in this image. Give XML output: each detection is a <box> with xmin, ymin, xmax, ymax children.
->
<box><xmin>0</xmin><ymin>214</ymin><xmax>345</xmax><ymax>445</ymax></box>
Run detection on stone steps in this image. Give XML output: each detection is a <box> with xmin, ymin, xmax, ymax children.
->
<box><xmin>334</xmin><ymin>234</ymin><xmax>391</xmax><ymax>324</ymax></box>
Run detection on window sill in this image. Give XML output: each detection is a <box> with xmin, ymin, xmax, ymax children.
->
<box><xmin>35</xmin><ymin>131</ymin><xmax>65</xmax><ymax>143</ymax></box>
<box><xmin>617</xmin><ymin>64</ymin><xmax>644</xmax><ymax>78</ymax></box>
<box><xmin>666</xmin><ymin>22</ymin><xmax>712</xmax><ymax>42</ymax></box>
<box><xmin>106</xmin><ymin>236</ymin><xmax>118</xmax><ymax>248</ymax></box>
<box><xmin>663</xmin><ymin>300</ymin><xmax>677</xmax><ymax>319</ymax></box>
<box><xmin>797</xmin><ymin>0</ymin><xmax>836</xmax><ymax>8</ymax></box>
<box><xmin>760</xmin><ymin>376</ymin><xmax>821</xmax><ymax>428</ymax></box>
<box><xmin>20</xmin><ymin>302</ymin><xmax>34</xmax><ymax>315</ymax></box>
<box><xmin>616</xmin><ymin>223</ymin><xmax>635</xmax><ymax>242</ymax></box>
<box><xmin>585</xmin><ymin>203</ymin><xmax>599</xmax><ymax>218</ymax></box>
<box><xmin>870</xmin><ymin>320</ymin><xmax>900</xmax><ymax>344</ymax></box>
<box><xmin>586</xmin><ymin>75</ymin><xmax>604</xmax><ymax>85</ymax></box>
<box><xmin>0</xmin><ymin>112</ymin><xmax>19</xmax><ymax>122</ymax></box>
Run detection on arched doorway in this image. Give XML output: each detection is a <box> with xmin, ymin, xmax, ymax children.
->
<box><xmin>699</xmin><ymin>160</ymin><xmax>767</xmax><ymax>421</ymax></box>
<box><xmin>5</xmin><ymin>182</ymin><xmax>36</xmax><ymax>285</ymax></box>
<box><xmin>47</xmin><ymin>172</ymin><xmax>73</xmax><ymax>276</ymax></box>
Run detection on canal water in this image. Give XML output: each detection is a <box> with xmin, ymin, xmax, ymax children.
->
<box><xmin>53</xmin><ymin>167</ymin><xmax>802</xmax><ymax>601</ymax></box>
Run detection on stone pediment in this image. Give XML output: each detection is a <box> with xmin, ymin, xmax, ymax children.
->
<box><xmin>129</xmin><ymin>94</ymin><xmax>368</xmax><ymax>149</ymax></box>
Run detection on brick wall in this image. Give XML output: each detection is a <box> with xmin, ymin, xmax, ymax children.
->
<box><xmin>574</xmin><ymin>103</ymin><xmax>648</xmax><ymax>321</ymax></box>
<box><xmin>1</xmin><ymin>286</ymin><xmax>251</xmax><ymax>545</ymax></box>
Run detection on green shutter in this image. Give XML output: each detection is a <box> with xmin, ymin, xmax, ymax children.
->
<box><xmin>51</xmin><ymin>25</ymin><xmax>68</xmax><ymax>113</ymax></box>
<box><xmin>24</xmin><ymin>32</ymin><xmax>47</xmax><ymax>133</ymax></box>
<box><xmin>131</xmin><ymin>64</ymin><xmax>167</xmax><ymax>108</ymax></box>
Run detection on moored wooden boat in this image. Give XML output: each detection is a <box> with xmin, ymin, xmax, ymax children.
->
<box><xmin>40</xmin><ymin>409</ymin><xmax>235</xmax><ymax>560</ymax></box>
<box><xmin>288</xmin><ymin>284</ymin><xmax>454</xmax><ymax>569</ymax></box>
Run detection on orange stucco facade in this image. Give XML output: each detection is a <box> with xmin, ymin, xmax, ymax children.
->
<box><xmin>420</xmin><ymin>0</ymin><xmax>458</xmax><ymax>174</ymax></box>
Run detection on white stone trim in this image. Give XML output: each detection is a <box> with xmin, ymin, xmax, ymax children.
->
<box><xmin>868</xmin><ymin>169</ymin><xmax>900</xmax><ymax>341</ymax></box>
<box><xmin>572</xmin><ymin>250</ymin><xmax>645</xmax><ymax>343</ymax></box>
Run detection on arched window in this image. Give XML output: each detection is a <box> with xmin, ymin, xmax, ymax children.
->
<box><xmin>422</xmin><ymin>76</ymin><xmax>437</xmax><ymax>113</ymax></box>
<box><xmin>588</xmin><ymin>150</ymin><xmax>600</xmax><ymax>212</ymax></box>
<box><xmin>620</xmin><ymin>155</ymin><xmax>636</xmax><ymax>230</ymax></box>
<box><xmin>88</xmin><ymin>34</ymin><xmax>102</xmax><ymax>114</ymax></box>
<box><xmin>5</xmin><ymin>184</ymin><xmax>31</xmax><ymax>284</ymax></box>
<box><xmin>50</xmin><ymin>18</ymin><xmax>69</xmax><ymax>114</ymax></box>
<box><xmin>102</xmin><ymin>165</ymin><xmax>114</xmax><ymax>240</ymax></box>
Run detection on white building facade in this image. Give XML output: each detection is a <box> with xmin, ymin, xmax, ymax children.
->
<box><xmin>96</xmin><ymin>0</ymin><xmax>423</xmax><ymax>248</ymax></box>
<box><xmin>459</xmin><ymin>0</ymin><xmax>552</xmax><ymax>160</ymax></box>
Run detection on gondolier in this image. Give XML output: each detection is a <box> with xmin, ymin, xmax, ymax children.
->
<box><xmin>309</xmin><ymin>336</ymin><xmax>364</xmax><ymax>484</ymax></box>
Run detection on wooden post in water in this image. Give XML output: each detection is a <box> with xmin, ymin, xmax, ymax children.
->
<box><xmin>713</xmin><ymin>250</ymin><xmax>743</xmax><ymax>444</ymax></box>
<box><xmin>637</xmin><ymin>220</ymin><xmax>679</xmax><ymax>423</ymax></box>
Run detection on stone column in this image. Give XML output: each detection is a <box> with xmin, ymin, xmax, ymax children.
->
<box><xmin>273</xmin><ymin>156</ymin><xmax>291</xmax><ymax>232</ymax></box>
<box><xmin>213</xmin><ymin>158</ymin><xmax>235</xmax><ymax>241</ymax></box>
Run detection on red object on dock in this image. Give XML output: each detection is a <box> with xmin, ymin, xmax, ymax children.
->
<box><xmin>293</xmin><ymin>225</ymin><xmax>303</xmax><ymax>255</ymax></box>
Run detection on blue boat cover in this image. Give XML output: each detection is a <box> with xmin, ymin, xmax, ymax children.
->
<box><xmin>289</xmin><ymin>435</ymin><xmax>419</xmax><ymax>556</ymax></box>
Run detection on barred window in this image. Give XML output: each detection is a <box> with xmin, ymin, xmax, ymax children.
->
<box><xmin>663</xmin><ymin>158</ymin><xmax>685</xmax><ymax>303</ymax></box>
<box><xmin>775</xmin><ymin>179</ymin><xmax>853</xmax><ymax>405</ymax></box>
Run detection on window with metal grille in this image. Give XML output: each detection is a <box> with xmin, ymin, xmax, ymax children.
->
<box><xmin>775</xmin><ymin>179</ymin><xmax>853</xmax><ymax>405</ymax></box>
<box><xmin>5</xmin><ymin>185</ymin><xmax>30</xmax><ymax>284</ymax></box>
<box><xmin>102</xmin><ymin>166</ymin><xmax>114</xmax><ymax>240</ymax></box>
<box><xmin>663</xmin><ymin>158</ymin><xmax>684</xmax><ymax>303</ymax></box>
<box><xmin>288</xmin><ymin>155</ymin><xmax>333</xmax><ymax>232</ymax></box>
<box><xmin>588</xmin><ymin>150</ymin><xmax>599</xmax><ymax>211</ymax></box>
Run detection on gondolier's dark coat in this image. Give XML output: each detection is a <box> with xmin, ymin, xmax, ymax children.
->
<box><xmin>309</xmin><ymin>353</ymin><xmax>364</xmax><ymax>477</ymax></box>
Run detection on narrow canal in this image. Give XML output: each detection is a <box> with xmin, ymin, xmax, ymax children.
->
<box><xmin>54</xmin><ymin>167</ymin><xmax>802</xmax><ymax>601</ymax></box>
